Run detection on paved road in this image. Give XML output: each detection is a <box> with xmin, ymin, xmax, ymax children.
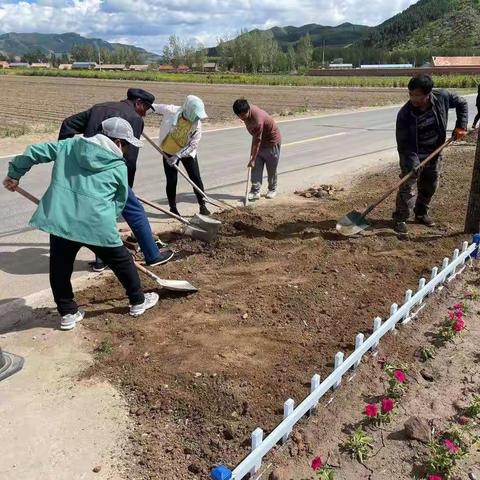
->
<box><xmin>0</xmin><ymin>96</ymin><xmax>476</xmax><ymax>303</ymax></box>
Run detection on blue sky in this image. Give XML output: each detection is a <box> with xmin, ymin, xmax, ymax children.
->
<box><xmin>0</xmin><ymin>0</ymin><xmax>419</xmax><ymax>53</ymax></box>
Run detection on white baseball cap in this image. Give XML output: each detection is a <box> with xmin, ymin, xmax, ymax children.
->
<box><xmin>101</xmin><ymin>117</ymin><xmax>143</xmax><ymax>148</ymax></box>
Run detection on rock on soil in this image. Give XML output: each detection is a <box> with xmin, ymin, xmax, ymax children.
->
<box><xmin>404</xmin><ymin>416</ymin><xmax>432</xmax><ymax>444</ymax></box>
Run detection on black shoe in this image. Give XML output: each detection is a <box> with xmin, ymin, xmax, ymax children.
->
<box><xmin>170</xmin><ymin>206</ymin><xmax>180</xmax><ymax>216</ymax></box>
<box><xmin>89</xmin><ymin>260</ymin><xmax>107</xmax><ymax>272</ymax></box>
<box><xmin>393</xmin><ymin>221</ymin><xmax>408</xmax><ymax>235</ymax></box>
<box><xmin>146</xmin><ymin>249</ymin><xmax>174</xmax><ymax>267</ymax></box>
<box><xmin>199</xmin><ymin>204</ymin><xmax>211</xmax><ymax>216</ymax></box>
<box><xmin>415</xmin><ymin>214</ymin><xmax>435</xmax><ymax>227</ymax></box>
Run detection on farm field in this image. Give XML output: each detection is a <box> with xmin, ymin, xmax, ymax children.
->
<box><xmin>0</xmin><ymin>74</ymin><xmax>408</xmax><ymax>138</ymax></box>
<box><xmin>2</xmin><ymin>67</ymin><xmax>480</xmax><ymax>89</ymax></box>
<box><xmin>62</xmin><ymin>134</ymin><xmax>476</xmax><ymax>478</ymax></box>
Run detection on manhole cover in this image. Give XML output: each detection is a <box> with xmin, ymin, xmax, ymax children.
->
<box><xmin>0</xmin><ymin>347</ymin><xmax>24</xmax><ymax>382</ymax></box>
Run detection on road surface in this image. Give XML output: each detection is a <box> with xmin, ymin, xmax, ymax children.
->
<box><xmin>0</xmin><ymin>97</ymin><xmax>476</xmax><ymax>304</ymax></box>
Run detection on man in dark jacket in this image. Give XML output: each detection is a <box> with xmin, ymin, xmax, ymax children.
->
<box><xmin>393</xmin><ymin>74</ymin><xmax>468</xmax><ymax>234</ymax></box>
<box><xmin>59</xmin><ymin>88</ymin><xmax>174</xmax><ymax>269</ymax></box>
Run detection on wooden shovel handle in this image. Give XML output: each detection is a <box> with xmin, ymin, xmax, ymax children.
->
<box><xmin>137</xmin><ymin>195</ymin><xmax>190</xmax><ymax>225</ymax></box>
<box><xmin>16</xmin><ymin>186</ymin><xmax>40</xmax><ymax>205</ymax></box>
<box><xmin>244</xmin><ymin>167</ymin><xmax>251</xmax><ymax>207</ymax></box>
<box><xmin>362</xmin><ymin>138</ymin><xmax>453</xmax><ymax>218</ymax></box>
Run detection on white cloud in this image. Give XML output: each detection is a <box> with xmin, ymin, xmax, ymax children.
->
<box><xmin>0</xmin><ymin>0</ymin><xmax>419</xmax><ymax>53</ymax></box>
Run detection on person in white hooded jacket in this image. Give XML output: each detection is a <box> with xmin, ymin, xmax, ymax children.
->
<box><xmin>150</xmin><ymin>95</ymin><xmax>210</xmax><ymax>216</ymax></box>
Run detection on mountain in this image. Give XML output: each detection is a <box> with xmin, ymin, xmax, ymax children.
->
<box><xmin>359</xmin><ymin>0</ymin><xmax>480</xmax><ymax>51</ymax></box>
<box><xmin>208</xmin><ymin>22</ymin><xmax>371</xmax><ymax>55</ymax></box>
<box><xmin>0</xmin><ymin>32</ymin><xmax>161</xmax><ymax>62</ymax></box>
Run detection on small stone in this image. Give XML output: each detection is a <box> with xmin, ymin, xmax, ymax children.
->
<box><xmin>469</xmin><ymin>473</ymin><xmax>478</xmax><ymax>480</ymax></box>
<box><xmin>194</xmin><ymin>372</ymin><xmax>202</xmax><ymax>378</ymax></box>
<box><xmin>92</xmin><ymin>466</ymin><xmax>102</xmax><ymax>473</ymax></box>
<box><xmin>242</xmin><ymin>313</ymin><xmax>248</xmax><ymax>320</ymax></box>
<box><xmin>420</xmin><ymin>369</ymin><xmax>435</xmax><ymax>382</ymax></box>
<box><xmin>223</xmin><ymin>427</ymin><xmax>235</xmax><ymax>440</ymax></box>
<box><xmin>188</xmin><ymin>463</ymin><xmax>201</xmax><ymax>474</ymax></box>
<box><xmin>404</xmin><ymin>416</ymin><xmax>431</xmax><ymax>444</ymax></box>
<box><xmin>143</xmin><ymin>352</ymin><xmax>150</xmax><ymax>358</ymax></box>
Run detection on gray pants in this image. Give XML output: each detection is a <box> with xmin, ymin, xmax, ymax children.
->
<box><xmin>393</xmin><ymin>155</ymin><xmax>442</xmax><ymax>221</ymax></box>
<box><xmin>251</xmin><ymin>143</ymin><xmax>281</xmax><ymax>193</ymax></box>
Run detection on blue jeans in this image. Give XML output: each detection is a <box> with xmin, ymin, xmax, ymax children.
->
<box><xmin>97</xmin><ymin>188</ymin><xmax>159</xmax><ymax>265</ymax></box>
<box><xmin>122</xmin><ymin>188</ymin><xmax>159</xmax><ymax>263</ymax></box>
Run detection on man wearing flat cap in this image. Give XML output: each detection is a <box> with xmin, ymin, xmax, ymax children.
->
<box><xmin>58</xmin><ymin>88</ymin><xmax>174</xmax><ymax>270</ymax></box>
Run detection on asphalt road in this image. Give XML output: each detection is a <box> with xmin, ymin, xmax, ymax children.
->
<box><xmin>0</xmin><ymin>96</ymin><xmax>476</xmax><ymax>304</ymax></box>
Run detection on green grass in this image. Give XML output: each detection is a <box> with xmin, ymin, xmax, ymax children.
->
<box><xmin>1</xmin><ymin>68</ymin><xmax>480</xmax><ymax>89</ymax></box>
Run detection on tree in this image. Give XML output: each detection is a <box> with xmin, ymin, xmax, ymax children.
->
<box><xmin>296</xmin><ymin>34</ymin><xmax>314</xmax><ymax>69</ymax></box>
<box><xmin>287</xmin><ymin>45</ymin><xmax>296</xmax><ymax>72</ymax></box>
<box><xmin>194</xmin><ymin>44</ymin><xmax>207</xmax><ymax>71</ymax></box>
<box><xmin>464</xmin><ymin>132</ymin><xmax>480</xmax><ymax>233</ymax></box>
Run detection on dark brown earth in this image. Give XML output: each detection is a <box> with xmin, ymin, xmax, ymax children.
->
<box><xmin>76</xmin><ymin>133</ymin><xmax>477</xmax><ymax>479</ymax></box>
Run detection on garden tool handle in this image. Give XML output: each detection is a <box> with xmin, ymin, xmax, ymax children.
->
<box><xmin>362</xmin><ymin>138</ymin><xmax>453</xmax><ymax>218</ymax></box>
<box><xmin>137</xmin><ymin>195</ymin><xmax>190</xmax><ymax>225</ymax></box>
<box><xmin>16</xmin><ymin>186</ymin><xmax>40</xmax><ymax>205</ymax></box>
<box><xmin>244</xmin><ymin>167</ymin><xmax>251</xmax><ymax>207</ymax></box>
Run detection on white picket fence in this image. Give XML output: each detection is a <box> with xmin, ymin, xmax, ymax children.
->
<box><xmin>211</xmin><ymin>240</ymin><xmax>477</xmax><ymax>480</ymax></box>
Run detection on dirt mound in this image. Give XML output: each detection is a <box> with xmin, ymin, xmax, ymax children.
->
<box><xmin>78</xmin><ymin>143</ymin><xmax>474</xmax><ymax>479</ymax></box>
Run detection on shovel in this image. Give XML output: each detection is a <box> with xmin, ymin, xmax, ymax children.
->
<box><xmin>336</xmin><ymin>138</ymin><xmax>453</xmax><ymax>237</ymax></box>
<box><xmin>137</xmin><ymin>195</ymin><xmax>221</xmax><ymax>242</ymax></box>
<box><xmin>134</xmin><ymin>261</ymin><xmax>197</xmax><ymax>293</ymax></box>
<box><xmin>15</xmin><ymin>187</ymin><xmax>198</xmax><ymax>293</ymax></box>
<box><xmin>142</xmin><ymin>132</ymin><xmax>238</xmax><ymax>211</ymax></box>
<box><xmin>244</xmin><ymin>167</ymin><xmax>251</xmax><ymax>207</ymax></box>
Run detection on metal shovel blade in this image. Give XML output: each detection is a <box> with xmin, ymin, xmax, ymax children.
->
<box><xmin>190</xmin><ymin>214</ymin><xmax>221</xmax><ymax>234</ymax></box>
<box><xmin>336</xmin><ymin>210</ymin><xmax>370</xmax><ymax>237</ymax></box>
<box><xmin>184</xmin><ymin>224</ymin><xmax>216</xmax><ymax>242</ymax></box>
<box><xmin>155</xmin><ymin>277</ymin><xmax>198</xmax><ymax>293</ymax></box>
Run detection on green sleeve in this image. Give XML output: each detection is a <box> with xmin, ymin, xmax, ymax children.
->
<box><xmin>8</xmin><ymin>142</ymin><xmax>59</xmax><ymax>180</ymax></box>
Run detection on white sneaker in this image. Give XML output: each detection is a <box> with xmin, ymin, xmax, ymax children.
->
<box><xmin>60</xmin><ymin>310</ymin><xmax>85</xmax><ymax>331</ymax></box>
<box><xmin>129</xmin><ymin>292</ymin><xmax>159</xmax><ymax>317</ymax></box>
<box><xmin>248</xmin><ymin>192</ymin><xmax>261</xmax><ymax>201</ymax></box>
<box><xmin>266</xmin><ymin>190</ymin><xmax>277</xmax><ymax>199</ymax></box>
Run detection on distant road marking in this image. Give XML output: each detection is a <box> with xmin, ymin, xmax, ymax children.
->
<box><xmin>283</xmin><ymin>131</ymin><xmax>347</xmax><ymax>147</ymax></box>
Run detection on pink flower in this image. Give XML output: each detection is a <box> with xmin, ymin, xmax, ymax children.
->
<box><xmin>393</xmin><ymin>369</ymin><xmax>406</xmax><ymax>383</ymax></box>
<box><xmin>311</xmin><ymin>456</ymin><xmax>323</xmax><ymax>470</ymax></box>
<box><xmin>381</xmin><ymin>397</ymin><xmax>395</xmax><ymax>414</ymax></box>
<box><xmin>453</xmin><ymin>319</ymin><xmax>465</xmax><ymax>332</ymax></box>
<box><xmin>443</xmin><ymin>438</ymin><xmax>460</xmax><ymax>454</ymax></box>
<box><xmin>364</xmin><ymin>403</ymin><xmax>378</xmax><ymax>418</ymax></box>
<box><xmin>453</xmin><ymin>303</ymin><xmax>463</xmax><ymax>311</ymax></box>
<box><xmin>448</xmin><ymin>311</ymin><xmax>456</xmax><ymax>321</ymax></box>
<box><xmin>427</xmin><ymin>475</ymin><xmax>444</xmax><ymax>480</ymax></box>
<box><xmin>455</xmin><ymin>309</ymin><xmax>463</xmax><ymax>320</ymax></box>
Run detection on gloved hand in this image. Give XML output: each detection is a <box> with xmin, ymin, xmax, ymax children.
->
<box><xmin>452</xmin><ymin>128</ymin><xmax>467</xmax><ymax>141</ymax></box>
<box><xmin>166</xmin><ymin>154</ymin><xmax>179</xmax><ymax>167</ymax></box>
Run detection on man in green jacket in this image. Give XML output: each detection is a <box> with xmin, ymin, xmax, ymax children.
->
<box><xmin>3</xmin><ymin>117</ymin><xmax>159</xmax><ymax>330</ymax></box>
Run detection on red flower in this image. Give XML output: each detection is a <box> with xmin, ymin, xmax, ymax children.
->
<box><xmin>448</xmin><ymin>311</ymin><xmax>456</xmax><ymax>321</ymax></box>
<box><xmin>381</xmin><ymin>397</ymin><xmax>395</xmax><ymax>414</ymax></box>
<box><xmin>311</xmin><ymin>456</ymin><xmax>323</xmax><ymax>470</ymax></box>
<box><xmin>364</xmin><ymin>403</ymin><xmax>378</xmax><ymax>418</ymax></box>
<box><xmin>453</xmin><ymin>303</ymin><xmax>463</xmax><ymax>311</ymax></box>
<box><xmin>455</xmin><ymin>309</ymin><xmax>463</xmax><ymax>320</ymax></box>
<box><xmin>427</xmin><ymin>475</ymin><xmax>444</xmax><ymax>480</ymax></box>
<box><xmin>453</xmin><ymin>319</ymin><xmax>465</xmax><ymax>333</ymax></box>
<box><xmin>393</xmin><ymin>370</ymin><xmax>406</xmax><ymax>383</ymax></box>
<box><xmin>443</xmin><ymin>438</ymin><xmax>460</xmax><ymax>454</ymax></box>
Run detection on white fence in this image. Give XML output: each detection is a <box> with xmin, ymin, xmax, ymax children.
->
<box><xmin>211</xmin><ymin>240</ymin><xmax>477</xmax><ymax>480</ymax></box>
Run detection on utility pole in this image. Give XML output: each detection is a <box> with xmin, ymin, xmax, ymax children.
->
<box><xmin>322</xmin><ymin>40</ymin><xmax>325</xmax><ymax>67</ymax></box>
<box><xmin>465</xmin><ymin>131</ymin><xmax>480</xmax><ymax>233</ymax></box>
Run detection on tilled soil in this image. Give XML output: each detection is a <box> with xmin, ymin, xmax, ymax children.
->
<box><xmin>77</xmin><ymin>136</ymin><xmax>475</xmax><ymax>479</ymax></box>
<box><xmin>0</xmin><ymin>75</ymin><xmax>407</xmax><ymax>136</ymax></box>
